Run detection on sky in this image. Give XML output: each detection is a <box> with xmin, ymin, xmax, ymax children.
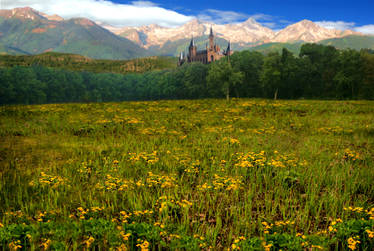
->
<box><xmin>1</xmin><ymin>0</ymin><xmax>374</xmax><ymax>34</ymax></box>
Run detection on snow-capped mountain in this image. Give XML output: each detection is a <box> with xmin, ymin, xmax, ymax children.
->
<box><xmin>106</xmin><ymin>18</ymin><xmax>276</xmax><ymax>48</ymax></box>
<box><xmin>106</xmin><ymin>18</ymin><xmax>361</xmax><ymax>48</ymax></box>
<box><xmin>272</xmin><ymin>20</ymin><xmax>360</xmax><ymax>43</ymax></box>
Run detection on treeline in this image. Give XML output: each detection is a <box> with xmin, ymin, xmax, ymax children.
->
<box><xmin>0</xmin><ymin>52</ymin><xmax>177</xmax><ymax>75</ymax></box>
<box><xmin>0</xmin><ymin>44</ymin><xmax>373</xmax><ymax>105</ymax></box>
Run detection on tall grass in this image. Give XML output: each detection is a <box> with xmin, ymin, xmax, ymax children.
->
<box><xmin>0</xmin><ymin>99</ymin><xmax>373</xmax><ymax>250</ymax></box>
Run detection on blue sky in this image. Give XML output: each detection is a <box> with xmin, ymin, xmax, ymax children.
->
<box><xmin>3</xmin><ymin>0</ymin><xmax>374</xmax><ymax>33</ymax></box>
<box><xmin>134</xmin><ymin>0</ymin><xmax>373</xmax><ymax>27</ymax></box>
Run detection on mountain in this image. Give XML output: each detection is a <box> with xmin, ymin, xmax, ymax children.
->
<box><xmin>0</xmin><ymin>7</ymin><xmax>147</xmax><ymax>59</ymax></box>
<box><xmin>109</xmin><ymin>18</ymin><xmax>274</xmax><ymax>48</ymax></box>
<box><xmin>110</xmin><ymin>18</ymin><xmax>362</xmax><ymax>49</ymax></box>
<box><xmin>272</xmin><ymin>20</ymin><xmax>361</xmax><ymax>42</ymax></box>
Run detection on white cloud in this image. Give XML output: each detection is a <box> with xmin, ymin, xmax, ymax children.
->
<box><xmin>315</xmin><ymin>21</ymin><xmax>355</xmax><ymax>30</ymax></box>
<box><xmin>1</xmin><ymin>0</ymin><xmax>193</xmax><ymax>27</ymax></box>
<box><xmin>249</xmin><ymin>13</ymin><xmax>274</xmax><ymax>21</ymax></box>
<box><xmin>248</xmin><ymin>13</ymin><xmax>291</xmax><ymax>30</ymax></box>
<box><xmin>198</xmin><ymin>9</ymin><xmax>248</xmax><ymax>24</ymax></box>
<box><xmin>315</xmin><ymin>21</ymin><xmax>374</xmax><ymax>35</ymax></box>
<box><xmin>355</xmin><ymin>25</ymin><xmax>374</xmax><ymax>35</ymax></box>
<box><xmin>261</xmin><ymin>22</ymin><xmax>277</xmax><ymax>29</ymax></box>
<box><xmin>131</xmin><ymin>1</ymin><xmax>158</xmax><ymax>7</ymax></box>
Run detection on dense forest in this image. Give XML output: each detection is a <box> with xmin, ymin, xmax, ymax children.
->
<box><xmin>0</xmin><ymin>44</ymin><xmax>373</xmax><ymax>105</ymax></box>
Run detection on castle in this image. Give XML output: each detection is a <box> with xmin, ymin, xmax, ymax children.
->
<box><xmin>178</xmin><ymin>27</ymin><xmax>232</xmax><ymax>66</ymax></box>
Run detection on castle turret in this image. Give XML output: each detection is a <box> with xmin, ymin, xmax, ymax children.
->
<box><xmin>226</xmin><ymin>41</ymin><xmax>231</xmax><ymax>56</ymax></box>
<box><xmin>209</xmin><ymin>27</ymin><xmax>214</xmax><ymax>50</ymax></box>
<box><xmin>189</xmin><ymin>37</ymin><xmax>196</xmax><ymax>57</ymax></box>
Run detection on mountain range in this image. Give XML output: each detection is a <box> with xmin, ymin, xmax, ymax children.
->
<box><xmin>0</xmin><ymin>7</ymin><xmax>373</xmax><ymax>60</ymax></box>
<box><xmin>107</xmin><ymin>18</ymin><xmax>360</xmax><ymax>48</ymax></box>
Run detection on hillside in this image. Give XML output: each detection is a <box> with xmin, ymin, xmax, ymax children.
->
<box><xmin>0</xmin><ymin>52</ymin><xmax>177</xmax><ymax>74</ymax></box>
<box><xmin>0</xmin><ymin>8</ymin><xmax>147</xmax><ymax>60</ymax></box>
<box><xmin>319</xmin><ymin>35</ymin><xmax>374</xmax><ymax>50</ymax></box>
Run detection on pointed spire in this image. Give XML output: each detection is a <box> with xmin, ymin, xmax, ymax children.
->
<box><xmin>210</xmin><ymin>26</ymin><xmax>213</xmax><ymax>37</ymax></box>
<box><xmin>227</xmin><ymin>40</ymin><xmax>231</xmax><ymax>53</ymax></box>
<box><xmin>189</xmin><ymin>36</ymin><xmax>195</xmax><ymax>47</ymax></box>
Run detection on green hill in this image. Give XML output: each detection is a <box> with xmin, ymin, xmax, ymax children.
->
<box><xmin>0</xmin><ymin>52</ymin><xmax>177</xmax><ymax>74</ymax></box>
<box><xmin>0</xmin><ymin>17</ymin><xmax>147</xmax><ymax>60</ymax></box>
<box><xmin>246</xmin><ymin>42</ymin><xmax>303</xmax><ymax>55</ymax></box>
<box><xmin>319</xmin><ymin>35</ymin><xmax>374</xmax><ymax>50</ymax></box>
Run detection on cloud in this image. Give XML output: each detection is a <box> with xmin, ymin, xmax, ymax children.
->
<box><xmin>198</xmin><ymin>9</ymin><xmax>248</xmax><ymax>24</ymax></box>
<box><xmin>248</xmin><ymin>13</ymin><xmax>291</xmax><ymax>30</ymax></box>
<box><xmin>315</xmin><ymin>21</ymin><xmax>374</xmax><ymax>35</ymax></box>
<box><xmin>131</xmin><ymin>1</ymin><xmax>158</xmax><ymax>7</ymax></box>
<box><xmin>249</xmin><ymin>13</ymin><xmax>274</xmax><ymax>21</ymax></box>
<box><xmin>315</xmin><ymin>21</ymin><xmax>355</xmax><ymax>30</ymax></box>
<box><xmin>1</xmin><ymin>0</ymin><xmax>193</xmax><ymax>27</ymax></box>
<box><xmin>261</xmin><ymin>22</ymin><xmax>277</xmax><ymax>29</ymax></box>
<box><xmin>355</xmin><ymin>25</ymin><xmax>374</xmax><ymax>35</ymax></box>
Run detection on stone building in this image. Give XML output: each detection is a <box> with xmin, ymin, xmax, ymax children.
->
<box><xmin>178</xmin><ymin>27</ymin><xmax>231</xmax><ymax>66</ymax></box>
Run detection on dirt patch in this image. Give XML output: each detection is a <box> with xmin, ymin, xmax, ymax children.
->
<box><xmin>31</xmin><ymin>28</ymin><xmax>47</xmax><ymax>33</ymax></box>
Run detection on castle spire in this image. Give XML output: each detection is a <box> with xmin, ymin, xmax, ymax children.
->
<box><xmin>209</xmin><ymin>27</ymin><xmax>214</xmax><ymax>50</ymax></box>
<box><xmin>189</xmin><ymin>36</ymin><xmax>195</xmax><ymax>47</ymax></box>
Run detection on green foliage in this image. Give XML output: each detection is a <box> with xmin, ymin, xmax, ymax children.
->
<box><xmin>1</xmin><ymin>44</ymin><xmax>374</xmax><ymax>105</ymax></box>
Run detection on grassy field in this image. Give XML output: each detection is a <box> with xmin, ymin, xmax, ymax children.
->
<box><xmin>0</xmin><ymin>99</ymin><xmax>373</xmax><ymax>250</ymax></box>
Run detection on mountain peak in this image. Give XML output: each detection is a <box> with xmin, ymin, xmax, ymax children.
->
<box><xmin>0</xmin><ymin>7</ymin><xmax>46</xmax><ymax>21</ymax></box>
<box><xmin>272</xmin><ymin>19</ymin><xmax>359</xmax><ymax>43</ymax></box>
<box><xmin>242</xmin><ymin>18</ymin><xmax>259</xmax><ymax>25</ymax></box>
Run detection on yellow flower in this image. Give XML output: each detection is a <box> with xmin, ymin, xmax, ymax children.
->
<box><xmin>85</xmin><ymin>236</ymin><xmax>95</xmax><ymax>248</ymax></box>
<box><xmin>262</xmin><ymin>242</ymin><xmax>273</xmax><ymax>251</ymax></box>
<box><xmin>8</xmin><ymin>240</ymin><xmax>22</xmax><ymax>251</ymax></box>
<box><xmin>347</xmin><ymin>236</ymin><xmax>360</xmax><ymax>250</ymax></box>
<box><xmin>41</xmin><ymin>239</ymin><xmax>51</xmax><ymax>250</ymax></box>
<box><xmin>366</xmin><ymin>229</ymin><xmax>374</xmax><ymax>238</ymax></box>
<box><xmin>136</xmin><ymin>240</ymin><xmax>149</xmax><ymax>251</ymax></box>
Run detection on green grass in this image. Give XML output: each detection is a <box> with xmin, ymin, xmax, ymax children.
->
<box><xmin>0</xmin><ymin>99</ymin><xmax>373</xmax><ymax>250</ymax></box>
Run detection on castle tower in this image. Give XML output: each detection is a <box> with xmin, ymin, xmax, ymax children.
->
<box><xmin>209</xmin><ymin>27</ymin><xmax>214</xmax><ymax>51</ymax></box>
<box><xmin>189</xmin><ymin>37</ymin><xmax>196</xmax><ymax>58</ymax></box>
<box><xmin>226</xmin><ymin>41</ymin><xmax>231</xmax><ymax>56</ymax></box>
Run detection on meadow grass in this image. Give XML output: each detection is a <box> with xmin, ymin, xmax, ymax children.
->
<box><xmin>0</xmin><ymin>99</ymin><xmax>373</xmax><ymax>250</ymax></box>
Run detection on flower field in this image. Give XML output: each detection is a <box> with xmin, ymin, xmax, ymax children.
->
<box><xmin>0</xmin><ymin>99</ymin><xmax>373</xmax><ymax>250</ymax></box>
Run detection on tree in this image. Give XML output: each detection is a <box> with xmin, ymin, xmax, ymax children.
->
<box><xmin>231</xmin><ymin>51</ymin><xmax>264</xmax><ymax>97</ymax></box>
<box><xmin>334</xmin><ymin>49</ymin><xmax>363</xmax><ymax>99</ymax></box>
<box><xmin>207</xmin><ymin>59</ymin><xmax>244</xmax><ymax>101</ymax></box>
<box><xmin>261</xmin><ymin>52</ymin><xmax>282</xmax><ymax>100</ymax></box>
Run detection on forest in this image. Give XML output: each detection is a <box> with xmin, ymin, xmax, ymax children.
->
<box><xmin>0</xmin><ymin>44</ymin><xmax>373</xmax><ymax>105</ymax></box>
